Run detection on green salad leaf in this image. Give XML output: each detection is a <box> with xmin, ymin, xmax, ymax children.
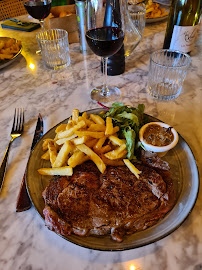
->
<box><xmin>100</xmin><ymin>103</ymin><xmax>147</xmax><ymax>160</ymax></box>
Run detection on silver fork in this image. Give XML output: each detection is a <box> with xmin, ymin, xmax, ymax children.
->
<box><xmin>0</xmin><ymin>108</ymin><xmax>24</xmax><ymax>192</ymax></box>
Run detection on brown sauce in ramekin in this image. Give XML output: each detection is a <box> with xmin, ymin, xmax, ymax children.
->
<box><xmin>143</xmin><ymin>124</ymin><xmax>174</xmax><ymax>147</ymax></box>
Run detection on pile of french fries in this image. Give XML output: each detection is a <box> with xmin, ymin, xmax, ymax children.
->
<box><xmin>38</xmin><ymin>109</ymin><xmax>141</xmax><ymax>179</ymax></box>
<box><xmin>146</xmin><ymin>0</ymin><xmax>168</xmax><ymax>19</ymax></box>
<box><xmin>0</xmin><ymin>38</ymin><xmax>21</xmax><ymax>60</ymax></box>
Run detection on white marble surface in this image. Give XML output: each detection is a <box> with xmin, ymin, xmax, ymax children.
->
<box><xmin>0</xmin><ymin>15</ymin><xmax>202</xmax><ymax>270</ymax></box>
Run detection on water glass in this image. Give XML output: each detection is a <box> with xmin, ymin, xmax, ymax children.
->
<box><xmin>147</xmin><ymin>50</ymin><xmax>191</xmax><ymax>100</ymax></box>
<box><xmin>128</xmin><ymin>4</ymin><xmax>146</xmax><ymax>35</ymax></box>
<box><xmin>36</xmin><ymin>29</ymin><xmax>71</xmax><ymax>69</ymax></box>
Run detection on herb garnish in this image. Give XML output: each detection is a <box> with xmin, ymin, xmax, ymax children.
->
<box><xmin>100</xmin><ymin>103</ymin><xmax>147</xmax><ymax>160</ymax></box>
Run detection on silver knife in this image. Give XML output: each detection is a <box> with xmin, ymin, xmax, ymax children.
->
<box><xmin>16</xmin><ymin>114</ymin><xmax>43</xmax><ymax>212</ymax></box>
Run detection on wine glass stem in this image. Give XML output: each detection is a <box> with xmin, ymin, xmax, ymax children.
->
<box><xmin>102</xmin><ymin>57</ymin><xmax>108</xmax><ymax>97</ymax></box>
<box><xmin>39</xmin><ymin>19</ymin><xmax>44</xmax><ymax>30</ymax></box>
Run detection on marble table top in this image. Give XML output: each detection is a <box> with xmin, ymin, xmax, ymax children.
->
<box><xmin>0</xmin><ymin>15</ymin><xmax>201</xmax><ymax>270</ymax></box>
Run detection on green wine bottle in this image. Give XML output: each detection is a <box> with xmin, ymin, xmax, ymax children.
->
<box><xmin>163</xmin><ymin>0</ymin><xmax>201</xmax><ymax>53</ymax></box>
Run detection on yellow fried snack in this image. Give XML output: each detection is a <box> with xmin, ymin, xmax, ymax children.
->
<box><xmin>38</xmin><ymin>166</ymin><xmax>73</xmax><ymax>176</ymax></box>
<box><xmin>123</xmin><ymin>159</ymin><xmax>142</xmax><ymax>178</ymax></box>
<box><xmin>104</xmin><ymin>144</ymin><xmax>127</xmax><ymax>160</ymax></box>
<box><xmin>146</xmin><ymin>0</ymin><xmax>168</xmax><ymax>19</ymax></box>
<box><xmin>68</xmin><ymin>150</ymin><xmax>89</xmax><ymax>167</ymax></box>
<box><xmin>105</xmin><ymin>117</ymin><xmax>114</xmax><ymax>135</ymax></box>
<box><xmin>53</xmin><ymin>141</ymin><xmax>72</xmax><ymax>168</ymax></box>
<box><xmin>38</xmin><ymin>109</ymin><xmax>140</xmax><ymax>177</ymax></box>
<box><xmin>48</xmin><ymin>141</ymin><xmax>58</xmax><ymax>167</ymax></box>
<box><xmin>77</xmin><ymin>144</ymin><xmax>106</xmax><ymax>173</ymax></box>
<box><xmin>0</xmin><ymin>38</ymin><xmax>21</xmax><ymax>60</ymax></box>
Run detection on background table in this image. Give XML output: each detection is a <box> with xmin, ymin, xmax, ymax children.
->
<box><xmin>0</xmin><ymin>16</ymin><xmax>201</xmax><ymax>270</ymax></box>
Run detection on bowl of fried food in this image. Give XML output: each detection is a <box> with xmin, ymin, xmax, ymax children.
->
<box><xmin>146</xmin><ymin>0</ymin><xmax>169</xmax><ymax>23</ymax></box>
<box><xmin>0</xmin><ymin>37</ymin><xmax>22</xmax><ymax>68</ymax></box>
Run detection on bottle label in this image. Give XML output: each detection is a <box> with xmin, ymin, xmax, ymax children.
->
<box><xmin>170</xmin><ymin>25</ymin><xmax>199</xmax><ymax>53</ymax></box>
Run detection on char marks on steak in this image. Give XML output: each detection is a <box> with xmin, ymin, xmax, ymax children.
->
<box><xmin>42</xmin><ymin>156</ymin><xmax>175</xmax><ymax>242</ymax></box>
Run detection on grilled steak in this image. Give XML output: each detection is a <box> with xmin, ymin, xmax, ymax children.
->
<box><xmin>42</xmin><ymin>155</ymin><xmax>175</xmax><ymax>242</ymax></box>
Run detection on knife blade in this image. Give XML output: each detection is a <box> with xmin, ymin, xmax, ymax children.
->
<box><xmin>16</xmin><ymin>114</ymin><xmax>43</xmax><ymax>212</ymax></box>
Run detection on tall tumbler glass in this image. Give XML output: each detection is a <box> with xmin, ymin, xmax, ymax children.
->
<box><xmin>36</xmin><ymin>29</ymin><xmax>71</xmax><ymax>70</ymax></box>
<box><xmin>147</xmin><ymin>49</ymin><xmax>191</xmax><ymax>100</ymax></box>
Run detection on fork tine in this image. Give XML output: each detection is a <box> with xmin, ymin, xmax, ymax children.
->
<box><xmin>16</xmin><ymin>108</ymin><xmax>20</xmax><ymax>131</ymax></box>
<box><xmin>11</xmin><ymin>108</ymin><xmax>24</xmax><ymax>132</ymax></box>
<box><xmin>11</xmin><ymin>108</ymin><xmax>17</xmax><ymax>132</ymax></box>
<box><xmin>20</xmin><ymin>108</ymin><xmax>24</xmax><ymax>132</ymax></box>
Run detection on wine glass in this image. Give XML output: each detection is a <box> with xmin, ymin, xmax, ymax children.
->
<box><xmin>23</xmin><ymin>0</ymin><xmax>52</xmax><ymax>30</ymax></box>
<box><xmin>85</xmin><ymin>0</ymin><xmax>125</xmax><ymax>103</ymax></box>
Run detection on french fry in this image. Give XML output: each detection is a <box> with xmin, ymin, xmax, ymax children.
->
<box><xmin>42</xmin><ymin>139</ymin><xmax>54</xmax><ymax>151</ymax></box>
<box><xmin>55</xmin><ymin>134</ymin><xmax>77</xmax><ymax>145</ymax></box>
<box><xmin>77</xmin><ymin>144</ymin><xmax>106</xmax><ymax>173</ymax></box>
<box><xmin>100</xmin><ymin>145</ymin><xmax>112</xmax><ymax>154</ymax></box>
<box><xmin>93</xmin><ymin>136</ymin><xmax>107</xmax><ymax>151</ymax></box>
<box><xmin>90</xmin><ymin>114</ymin><xmax>105</xmax><ymax>125</ymax></box>
<box><xmin>123</xmin><ymin>159</ymin><xmax>141</xmax><ymax>179</ymax></box>
<box><xmin>105</xmin><ymin>117</ymin><xmax>114</xmax><ymax>135</ymax></box>
<box><xmin>1</xmin><ymin>48</ymin><xmax>11</xmax><ymax>54</ymax></box>
<box><xmin>82</xmin><ymin>112</ymin><xmax>88</xmax><ymax>119</ymax></box>
<box><xmin>57</xmin><ymin>120</ymin><xmax>86</xmax><ymax>139</ymax></box>
<box><xmin>101</xmin><ymin>154</ymin><xmax>125</xmax><ymax>166</ymax></box>
<box><xmin>72</xmin><ymin>136</ymin><xmax>89</xmax><ymax>145</ymax></box>
<box><xmin>5</xmin><ymin>38</ymin><xmax>15</xmax><ymax>48</ymax></box>
<box><xmin>75</xmin><ymin>131</ymin><xmax>105</xmax><ymax>139</ymax></box>
<box><xmin>108</xmin><ymin>135</ymin><xmax>125</xmax><ymax>146</ymax></box>
<box><xmin>107</xmin><ymin>150</ymin><xmax>127</xmax><ymax>160</ymax></box>
<box><xmin>41</xmin><ymin>150</ymin><xmax>50</xmax><ymax>160</ymax></box>
<box><xmin>146</xmin><ymin>7</ymin><xmax>154</xmax><ymax>13</ymax></box>
<box><xmin>55</xmin><ymin>124</ymin><xmax>67</xmax><ymax>133</ymax></box>
<box><xmin>53</xmin><ymin>141</ymin><xmax>72</xmax><ymax>168</ymax></box>
<box><xmin>0</xmin><ymin>54</ymin><xmax>13</xmax><ymax>60</ymax></box>
<box><xmin>88</xmin><ymin>124</ymin><xmax>106</xmax><ymax>132</ymax></box>
<box><xmin>48</xmin><ymin>141</ymin><xmax>58</xmax><ymax>167</ymax></box>
<box><xmin>0</xmin><ymin>42</ymin><xmax>4</xmax><ymax>50</ymax></box>
<box><xmin>38</xmin><ymin>166</ymin><xmax>73</xmax><ymax>176</ymax></box>
<box><xmin>104</xmin><ymin>144</ymin><xmax>126</xmax><ymax>160</ymax></box>
<box><xmin>72</xmin><ymin>109</ymin><xmax>79</xmax><ymax>123</ymax></box>
<box><xmin>85</xmin><ymin>138</ymin><xmax>98</xmax><ymax>148</ymax></box>
<box><xmin>68</xmin><ymin>150</ymin><xmax>89</xmax><ymax>167</ymax></box>
<box><xmin>79</xmin><ymin>115</ymin><xmax>94</xmax><ymax>127</ymax></box>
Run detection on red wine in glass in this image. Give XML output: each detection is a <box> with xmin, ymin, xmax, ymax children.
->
<box><xmin>23</xmin><ymin>0</ymin><xmax>51</xmax><ymax>26</ymax></box>
<box><xmin>86</xmin><ymin>0</ymin><xmax>125</xmax><ymax>103</ymax></box>
<box><xmin>24</xmin><ymin>0</ymin><xmax>51</xmax><ymax>20</ymax></box>
<box><xmin>86</xmin><ymin>27</ymin><xmax>124</xmax><ymax>57</ymax></box>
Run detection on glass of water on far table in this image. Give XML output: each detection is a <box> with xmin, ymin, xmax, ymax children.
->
<box><xmin>128</xmin><ymin>4</ymin><xmax>146</xmax><ymax>35</ymax></box>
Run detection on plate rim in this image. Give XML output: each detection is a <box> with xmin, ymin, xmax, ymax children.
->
<box><xmin>26</xmin><ymin>108</ymin><xmax>199</xmax><ymax>251</ymax></box>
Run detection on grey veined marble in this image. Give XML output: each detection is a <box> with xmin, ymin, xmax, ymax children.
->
<box><xmin>0</xmin><ymin>15</ymin><xmax>201</xmax><ymax>270</ymax></box>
